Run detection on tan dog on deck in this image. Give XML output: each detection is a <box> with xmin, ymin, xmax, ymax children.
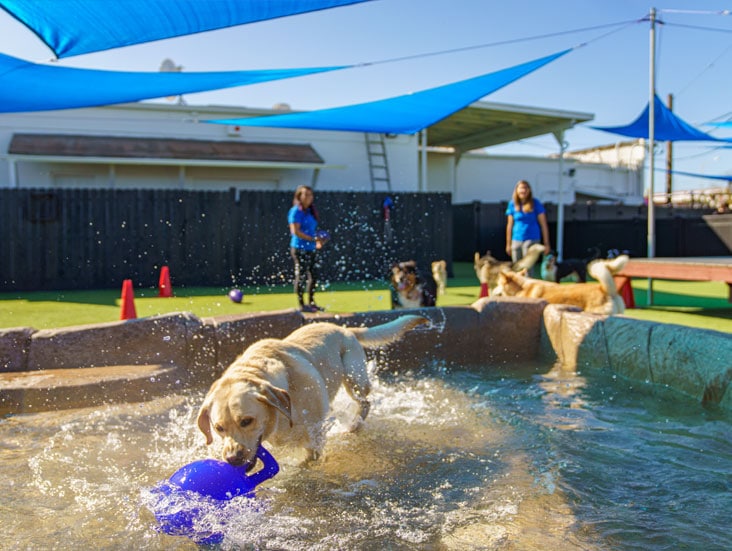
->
<box><xmin>197</xmin><ymin>315</ymin><xmax>428</xmax><ymax>468</ymax></box>
<box><xmin>431</xmin><ymin>260</ymin><xmax>448</xmax><ymax>296</ymax></box>
<box><xmin>495</xmin><ymin>255</ymin><xmax>629</xmax><ymax>315</ymax></box>
<box><xmin>474</xmin><ymin>244</ymin><xmax>545</xmax><ymax>293</ymax></box>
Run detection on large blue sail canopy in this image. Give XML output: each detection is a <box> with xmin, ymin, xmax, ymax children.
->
<box><xmin>592</xmin><ymin>94</ymin><xmax>729</xmax><ymax>142</ymax></box>
<box><xmin>207</xmin><ymin>50</ymin><xmax>571</xmax><ymax>134</ymax></box>
<box><xmin>0</xmin><ymin>52</ymin><xmax>345</xmax><ymax>113</ymax></box>
<box><xmin>665</xmin><ymin>169</ymin><xmax>732</xmax><ymax>182</ymax></box>
<box><xmin>0</xmin><ymin>0</ymin><xmax>371</xmax><ymax>58</ymax></box>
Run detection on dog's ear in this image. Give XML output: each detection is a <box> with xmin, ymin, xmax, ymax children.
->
<box><xmin>197</xmin><ymin>402</ymin><xmax>214</xmax><ymax>445</ymax></box>
<box><xmin>257</xmin><ymin>383</ymin><xmax>293</xmax><ymax>427</ymax></box>
<box><xmin>197</xmin><ymin>380</ymin><xmax>220</xmax><ymax>445</ymax></box>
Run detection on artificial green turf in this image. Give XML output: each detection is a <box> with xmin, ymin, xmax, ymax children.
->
<box><xmin>621</xmin><ymin>278</ymin><xmax>732</xmax><ymax>333</ymax></box>
<box><xmin>1</xmin><ymin>263</ymin><xmax>731</xmax><ymax>333</ymax></box>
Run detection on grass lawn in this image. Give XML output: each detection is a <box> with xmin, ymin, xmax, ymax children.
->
<box><xmin>1</xmin><ymin>263</ymin><xmax>731</xmax><ymax>333</ymax></box>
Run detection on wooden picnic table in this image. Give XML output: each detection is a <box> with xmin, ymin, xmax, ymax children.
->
<box><xmin>616</xmin><ymin>256</ymin><xmax>732</xmax><ymax>304</ymax></box>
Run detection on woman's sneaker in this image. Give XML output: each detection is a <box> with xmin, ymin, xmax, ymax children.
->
<box><xmin>309</xmin><ymin>303</ymin><xmax>325</xmax><ymax>312</ymax></box>
<box><xmin>300</xmin><ymin>304</ymin><xmax>317</xmax><ymax>313</ymax></box>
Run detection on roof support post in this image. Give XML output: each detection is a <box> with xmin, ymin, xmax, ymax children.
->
<box><xmin>419</xmin><ymin>129</ymin><xmax>428</xmax><ymax>192</ymax></box>
<box><xmin>9</xmin><ymin>157</ymin><xmax>17</xmax><ymax>188</ymax></box>
<box><xmin>553</xmin><ymin>128</ymin><xmax>568</xmax><ymax>261</ymax></box>
<box><xmin>311</xmin><ymin>167</ymin><xmax>321</xmax><ymax>188</ymax></box>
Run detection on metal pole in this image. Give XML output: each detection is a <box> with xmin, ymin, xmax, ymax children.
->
<box><xmin>9</xmin><ymin>158</ymin><xmax>17</xmax><ymax>187</ymax></box>
<box><xmin>420</xmin><ymin>129</ymin><xmax>428</xmax><ymax>192</ymax></box>
<box><xmin>555</xmin><ymin>130</ymin><xmax>567</xmax><ymax>261</ymax></box>
<box><xmin>666</xmin><ymin>93</ymin><xmax>673</xmax><ymax>203</ymax></box>
<box><xmin>647</xmin><ymin>7</ymin><xmax>657</xmax><ymax>305</ymax></box>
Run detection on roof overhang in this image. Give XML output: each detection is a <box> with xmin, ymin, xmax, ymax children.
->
<box><xmin>426</xmin><ymin>100</ymin><xmax>594</xmax><ymax>155</ymax></box>
<box><xmin>6</xmin><ymin>133</ymin><xmax>341</xmax><ymax>170</ymax></box>
<box><xmin>574</xmin><ymin>187</ymin><xmax>625</xmax><ymax>202</ymax></box>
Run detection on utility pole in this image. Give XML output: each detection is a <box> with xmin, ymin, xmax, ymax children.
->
<box><xmin>647</xmin><ymin>7</ymin><xmax>657</xmax><ymax>305</ymax></box>
<box><xmin>666</xmin><ymin>93</ymin><xmax>673</xmax><ymax>204</ymax></box>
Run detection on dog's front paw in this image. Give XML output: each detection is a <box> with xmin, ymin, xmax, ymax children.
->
<box><xmin>303</xmin><ymin>448</ymin><xmax>323</xmax><ymax>465</ymax></box>
<box><xmin>347</xmin><ymin>416</ymin><xmax>365</xmax><ymax>433</ymax></box>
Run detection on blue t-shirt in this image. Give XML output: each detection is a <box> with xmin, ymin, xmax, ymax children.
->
<box><xmin>506</xmin><ymin>198</ymin><xmax>545</xmax><ymax>242</ymax></box>
<box><xmin>288</xmin><ymin>205</ymin><xmax>317</xmax><ymax>250</ymax></box>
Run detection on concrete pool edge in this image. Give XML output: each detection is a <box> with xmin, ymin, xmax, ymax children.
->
<box><xmin>1</xmin><ymin>298</ymin><xmax>730</xmax><ymax>414</ymax></box>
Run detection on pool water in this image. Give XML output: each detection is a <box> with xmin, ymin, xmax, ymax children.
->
<box><xmin>1</xmin><ymin>361</ymin><xmax>730</xmax><ymax>550</ymax></box>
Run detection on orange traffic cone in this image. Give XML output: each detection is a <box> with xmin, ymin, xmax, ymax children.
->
<box><xmin>479</xmin><ymin>282</ymin><xmax>489</xmax><ymax>298</ymax></box>
<box><xmin>120</xmin><ymin>279</ymin><xmax>137</xmax><ymax>320</ymax></box>
<box><xmin>159</xmin><ymin>265</ymin><xmax>173</xmax><ymax>297</ymax></box>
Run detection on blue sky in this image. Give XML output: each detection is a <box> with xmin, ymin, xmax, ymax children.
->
<box><xmin>1</xmin><ymin>0</ymin><xmax>731</xmax><ymax>192</ymax></box>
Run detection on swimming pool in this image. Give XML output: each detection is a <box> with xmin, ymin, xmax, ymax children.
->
<box><xmin>2</xmin><ymin>360</ymin><xmax>730</xmax><ymax>549</ymax></box>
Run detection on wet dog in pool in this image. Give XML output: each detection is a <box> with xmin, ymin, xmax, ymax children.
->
<box><xmin>197</xmin><ymin>315</ymin><xmax>428</xmax><ymax>467</ymax></box>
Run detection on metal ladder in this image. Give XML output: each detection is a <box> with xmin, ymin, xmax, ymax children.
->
<box><xmin>364</xmin><ymin>133</ymin><xmax>391</xmax><ymax>191</ymax></box>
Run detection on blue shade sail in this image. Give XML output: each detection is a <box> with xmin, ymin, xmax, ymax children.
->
<box><xmin>0</xmin><ymin>52</ymin><xmax>345</xmax><ymax>113</ymax></box>
<box><xmin>0</xmin><ymin>0</ymin><xmax>372</xmax><ymax>58</ymax></box>
<box><xmin>664</xmin><ymin>169</ymin><xmax>732</xmax><ymax>182</ymax></box>
<box><xmin>592</xmin><ymin>94</ymin><xmax>729</xmax><ymax>142</ymax></box>
<box><xmin>207</xmin><ymin>50</ymin><xmax>571</xmax><ymax>134</ymax></box>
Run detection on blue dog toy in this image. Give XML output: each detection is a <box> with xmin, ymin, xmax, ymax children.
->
<box><xmin>151</xmin><ymin>445</ymin><xmax>278</xmax><ymax>544</ymax></box>
<box><xmin>228</xmin><ymin>288</ymin><xmax>243</xmax><ymax>303</ymax></box>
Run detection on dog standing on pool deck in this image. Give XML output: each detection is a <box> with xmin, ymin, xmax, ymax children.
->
<box><xmin>197</xmin><ymin>315</ymin><xmax>428</xmax><ymax>468</ymax></box>
<box><xmin>390</xmin><ymin>260</ymin><xmax>438</xmax><ymax>309</ymax></box>
<box><xmin>474</xmin><ymin>244</ymin><xmax>545</xmax><ymax>294</ymax></box>
<box><xmin>431</xmin><ymin>260</ymin><xmax>448</xmax><ymax>296</ymax></box>
<box><xmin>495</xmin><ymin>255</ymin><xmax>629</xmax><ymax>315</ymax></box>
<box><xmin>541</xmin><ymin>247</ymin><xmax>601</xmax><ymax>283</ymax></box>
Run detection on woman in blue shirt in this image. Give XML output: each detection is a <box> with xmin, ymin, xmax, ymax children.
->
<box><xmin>505</xmin><ymin>180</ymin><xmax>550</xmax><ymax>275</ymax></box>
<box><xmin>288</xmin><ymin>185</ymin><xmax>325</xmax><ymax>312</ymax></box>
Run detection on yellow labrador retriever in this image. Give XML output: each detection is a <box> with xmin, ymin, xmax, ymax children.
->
<box><xmin>197</xmin><ymin>315</ymin><xmax>428</xmax><ymax>468</ymax></box>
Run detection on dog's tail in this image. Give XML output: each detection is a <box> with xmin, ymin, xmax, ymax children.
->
<box><xmin>588</xmin><ymin>255</ymin><xmax>629</xmax><ymax>296</ymax></box>
<box><xmin>349</xmin><ymin>315</ymin><xmax>429</xmax><ymax>348</ymax></box>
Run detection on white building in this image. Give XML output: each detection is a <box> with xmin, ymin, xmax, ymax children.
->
<box><xmin>0</xmin><ymin>100</ymin><xmax>645</xmax><ymax>205</ymax></box>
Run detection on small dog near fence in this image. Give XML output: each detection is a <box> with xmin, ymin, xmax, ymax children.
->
<box><xmin>390</xmin><ymin>260</ymin><xmax>437</xmax><ymax>309</ymax></box>
<box><xmin>431</xmin><ymin>260</ymin><xmax>447</xmax><ymax>296</ymax></box>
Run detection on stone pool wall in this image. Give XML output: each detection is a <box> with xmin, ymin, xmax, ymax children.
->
<box><xmin>1</xmin><ymin>297</ymin><xmax>730</xmax><ymax>414</ymax></box>
<box><xmin>541</xmin><ymin>303</ymin><xmax>732</xmax><ymax>410</ymax></box>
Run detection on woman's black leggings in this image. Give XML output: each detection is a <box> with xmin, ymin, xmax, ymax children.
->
<box><xmin>290</xmin><ymin>248</ymin><xmax>318</xmax><ymax>306</ymax></box>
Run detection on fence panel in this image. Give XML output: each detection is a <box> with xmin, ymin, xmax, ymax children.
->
<box><xmin>453</xmin><ymin>201</ymin><xmax>728</xmax><ymax>262</ymax></box>
<box><xmin>0</xmin><ymin>189</ymin><xmax>452</xmax><ymax>292</ymax></box>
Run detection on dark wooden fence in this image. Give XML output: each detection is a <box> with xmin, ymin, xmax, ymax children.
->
<box><xmin>4</xmin><ymin>188</ymin><xmax>727</xmax><ymax>292</ymax></box>
<box><xmin>0</xmin><ymin>189</ymin><xmax>452</xmax><ymax>291</ymax></box>
<box><xmin>453</xmin><ymin>201</ymin><xmax>731</xmax><ymax>262</ymax></box>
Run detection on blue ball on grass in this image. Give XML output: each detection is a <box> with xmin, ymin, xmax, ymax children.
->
<box><xmin>228</xmin><ymin>288</ymin><xmax>243</xmax><ymax>303</ymax></box>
